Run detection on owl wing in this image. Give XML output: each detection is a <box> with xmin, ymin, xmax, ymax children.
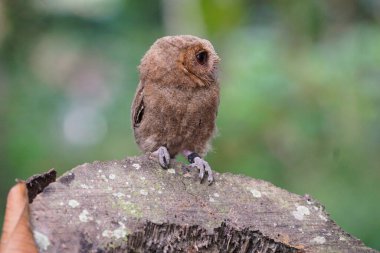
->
<box><xmin>131</xmin><ymin>81</ymin><xmax>145</xmax><ymax>128</ymax></box>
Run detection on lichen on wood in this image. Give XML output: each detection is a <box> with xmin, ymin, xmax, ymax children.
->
<box><xmin>29</xmin><ymin>155</ymin><xmax>377</xmax><ymax>253</ymax></box>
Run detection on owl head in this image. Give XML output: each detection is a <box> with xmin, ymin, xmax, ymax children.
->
<box><xmin>139</xmin><ymin>35</ymin><xmax>220</xmax><ymax>88</ymax></box>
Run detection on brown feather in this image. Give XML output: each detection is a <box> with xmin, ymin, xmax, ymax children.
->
<box><xmin>131</xmin><ymin>35</ymin><xmax>220</xmax><ymax>158</ymax></box>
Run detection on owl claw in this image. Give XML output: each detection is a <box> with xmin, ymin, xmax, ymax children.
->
<box><xmin>153</xmin><ymin>146</ymin><xmax>170</xmax><ymax>169</ymax></box>
<box><xmin>190</xmin><ymin>157</ymin><xmax>214</xmax><ymax>184</ymax></box>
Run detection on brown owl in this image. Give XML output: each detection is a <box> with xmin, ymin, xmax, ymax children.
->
<box><xmin>131</xmin><ymin>35</ymin><xmax>220</xmax><ymax>184</ymax></box>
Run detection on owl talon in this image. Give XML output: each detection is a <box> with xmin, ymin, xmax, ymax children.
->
<box><xmin>154</xmin><ymin>146</ymin><xmax>170</xmax><ymax>169</ymax></box>
<box><xmin>189</xmin><ymin>156</ymin><xmax>214</xmax><ymax>184</ymax></box>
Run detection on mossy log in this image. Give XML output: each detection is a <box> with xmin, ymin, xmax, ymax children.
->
<box><xmin>29</xmin><ymin>155</ymin><xmax>377</xmax><ymax>252</ymax></box>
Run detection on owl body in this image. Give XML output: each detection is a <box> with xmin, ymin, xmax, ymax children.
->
<box><xmin>132</xmin><ymin>35</ymin><xmax>220</xmax><ymax>159</ymax></box>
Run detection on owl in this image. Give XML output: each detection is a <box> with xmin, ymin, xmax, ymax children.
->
<box><xmin>131</xmin><ymin>35</ymin><xmax>220</xmax><ymax>183</ymax></box>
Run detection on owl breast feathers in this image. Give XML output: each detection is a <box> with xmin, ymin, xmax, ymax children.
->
<box><xmin>131</xmin><ymin>35</ymin><xmax>220</xmax><ymax>158</ymax></box>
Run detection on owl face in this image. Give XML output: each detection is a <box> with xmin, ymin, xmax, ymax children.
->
<box><xmin>179</xmin><ymin>39</ymin><xmax>220</xmax><ymax>87</ymax></box>
<box><xmin>139</xmin><ymin>35</ymin><xmax>220</xmax><ymax>88</ymax></box>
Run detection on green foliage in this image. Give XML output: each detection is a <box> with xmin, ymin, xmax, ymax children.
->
<box><xmin>0</xmin><ymin>0</ymin><xmax>379</xmax><ymax>249</ymax></box>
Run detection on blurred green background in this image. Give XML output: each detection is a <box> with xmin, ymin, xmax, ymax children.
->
<box><xmin>1</xmin><ymin>0</ymin><xmax>379</xmax><ymax>249</ymax></box>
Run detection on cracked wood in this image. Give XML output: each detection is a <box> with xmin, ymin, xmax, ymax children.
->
<box><xmin>29</xmin><ymin>155</ymin><xmax>377</xmax><ymax>253</ymax></box>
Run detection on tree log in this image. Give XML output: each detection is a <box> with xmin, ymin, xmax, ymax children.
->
<box><xmin>29</xmin><ymin>155</ymin><xmax>377</xmax><ymax>252</ymax></box>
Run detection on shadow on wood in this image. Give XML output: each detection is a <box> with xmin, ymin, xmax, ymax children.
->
<box><xmin>29</xmin><ymin>155</ymin><xmax>376</xmax><ymax>252</ymax></box>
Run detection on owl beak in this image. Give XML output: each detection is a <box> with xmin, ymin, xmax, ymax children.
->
<box><xmin>208</xmin><ymin>71</ymin><xmax>218</xmax><ymax>83</ymax></box>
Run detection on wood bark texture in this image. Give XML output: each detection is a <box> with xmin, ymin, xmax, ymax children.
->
<box><xmin>29</xmin><ymin>155</ymin><xmax>377</xmax><ymax>253</ymax></box>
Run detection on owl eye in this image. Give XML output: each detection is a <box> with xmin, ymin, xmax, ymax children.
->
<box><xmin>196</xmin><ymin>51</ymin><xmax>208</xmax><ymax>65</ymax></box>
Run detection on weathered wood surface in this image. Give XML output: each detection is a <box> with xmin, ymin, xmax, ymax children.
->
<box><xmin>29</xmin><ymin>155</ymin><xmax>377</xmax><ymax>253</ymax></box>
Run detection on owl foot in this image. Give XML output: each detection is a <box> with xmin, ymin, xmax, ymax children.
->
<box><xmin>153</xmin><ymin>146</ymin><xmax>170</xmax><ymax>169</ymax></box>
<box><xmin>187</xmin><ymin>152</ymin><xmax>214</xmax><ymax>184</ymax></box>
